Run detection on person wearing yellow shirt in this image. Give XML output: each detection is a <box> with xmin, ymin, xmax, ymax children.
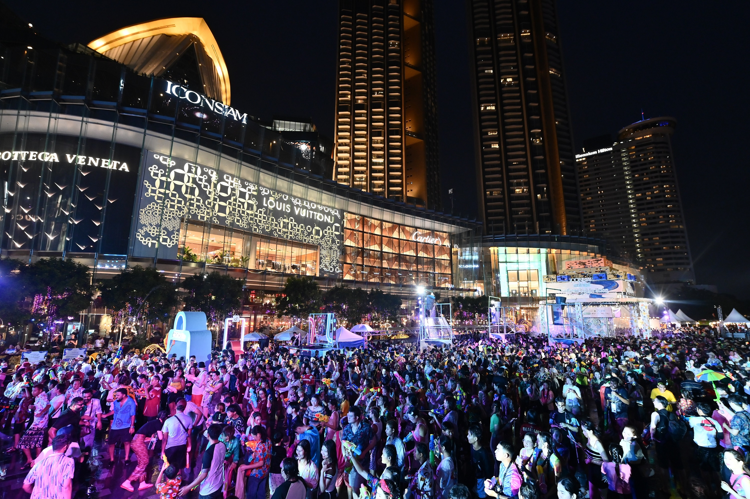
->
<box><xmin>650</xmin><ymin>381</ymin><xmax>677</xmax><ymax>411</ymax></box>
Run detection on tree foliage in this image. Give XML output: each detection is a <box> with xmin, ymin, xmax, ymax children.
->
<box><xmin>181</xmin><ymin>272</ymin><xmax>245</xmax><ymax>324</ymax></box>
<box><xmin>276</xmin><ymin>276</ymin><xmax>322</xmax><ymax>319</ymax></box>
<box><xmin>368</xmin><ymin>289</ymin><xmax>403</xmax><ymax>323</ymax></box>
<box><xmin>99</xmin><ymin>266</ymin><xmax>178</xmax><ymax>326</ymax></box>
<box><xmin>451</xmin><ymin>295</ymin><xmax>487</xmax><ymax>318</ymax></box>
<box><xmin>18</xmin><ymin>258</ymin><xmax>93</xmax><ymax>320</ymax></box>
<box><xmin>0</xmin><ymin>258</ymin><xmax>28</xmax><ymax>325</ymax></box>
<box><xmin>321</xmin><ymin>286</ymin><xmax>402</xmax><ymax>324</ymax></box>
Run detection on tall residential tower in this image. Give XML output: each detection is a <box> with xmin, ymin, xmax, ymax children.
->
<box><xmin>332</xmin><ymin>0</ymin><xmax>441</xmax><ymax>209</ymax></box>
<box><xmin>577</xmin><ymin>117</ymin><xmax>694</xmax><ymax>284</ymax></box>
<box><xmin>467</xmin><ymin>0</ymin><xmax>580</xmax><ymax>235</ymax></box>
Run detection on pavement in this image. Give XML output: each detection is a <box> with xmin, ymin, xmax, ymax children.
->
<box><xmin>0</xmin><ymin>438</ymin><xmax>203</xmax><ymax>499</ymax></box>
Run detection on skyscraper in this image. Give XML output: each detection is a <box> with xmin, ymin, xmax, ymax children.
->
<box><xmin>467</xmin><ymin>0</ymin><xmax>580</xmax><ymax>235</ymax></box>
<box><xmin>332</xmin><ymin>0</ymin><xmax>441</xmax><ymax>210</ymax></box>
<box><xmin>577</xmin><ymin>117</ymin><xmax>694</xmax><ymax>284</ymax></box>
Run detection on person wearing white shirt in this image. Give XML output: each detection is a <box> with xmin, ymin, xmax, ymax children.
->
<box><xmin>161</xmin><ymin>399</ymin><xmax>194</xmax><ymax>471</ymax></box>
<box><xmin>188</xmin><ymin>364</ymin><xmax>207</xmax><ymax>407</ymax></box>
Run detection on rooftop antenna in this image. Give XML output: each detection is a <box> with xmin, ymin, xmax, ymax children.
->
<box><xmin>641</xmin><ymin>109</ymin><xmax>645</xmax><ymax>121</ymax></box>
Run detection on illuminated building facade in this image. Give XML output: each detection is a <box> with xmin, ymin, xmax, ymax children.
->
<box><xmin>332</xmin><ymin>0</ymin><xmax>441</xmax><ymax>210</ymax></box>
<box><xmin>0</xmin><ymin>14</ymin><xmax>478</xmax><ymax>298</ymax></box>
<box><xmin>467</xmin><ymin>0</ymin><xmax>580</xmax><ymax>235</ymax></box>
<box><xmin>577</xmin><ymin>118</ymin><xmax>694</xmax><ymax>284</ymax></box>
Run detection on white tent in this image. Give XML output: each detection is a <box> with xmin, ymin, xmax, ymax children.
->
<box><xmin>350</xmin><ymin>324</ymin><xmax>374</xmax><ymax>333</ymax></box>
<box><xmin>660</xmin><ymin>309</ymin><xmax>681</xmax><ymax>323</ymax></box>
<box><xmin>243</xmin><ymin>332</ymin><xmax>268</xmax><ymax>342</ymax></box>
<box><xmin>725</xmin><ymin>309</ymin><xmax>750</xmax><ymax>324</ymax></box>
<box><xmin>674</xmin><ymin>309</ymin><xmax>696</xmax><ymax>323</ymax></box>
<box><xmin>275</xmin><ymin>326</ymin><xmax>304</xmax><ymax>342</ymax></box>
<box><xmin>334</xmin><ymin>327</ymin><xmax>365</xmax><ymax>348</ymax></box>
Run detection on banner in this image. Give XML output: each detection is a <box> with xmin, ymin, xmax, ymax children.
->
<box><xmin>63</xmin><ymin>348</ymin><xmax>87</xmax><ymax>361</ymax></box>
<box><xmin>552</xmin><ymin>305</ymin><xmax>565</xmax><ymax>325</ymax></box>
<box><xmin>22</xmin><ymin>351</ymin><xmax>48</xmax><ymax>364</ymax></box>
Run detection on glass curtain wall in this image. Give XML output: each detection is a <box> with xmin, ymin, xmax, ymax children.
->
<box><xmin>342</xmin><ymin>213</ymin><xmax>451</xmax><ymax>287</ymax></box>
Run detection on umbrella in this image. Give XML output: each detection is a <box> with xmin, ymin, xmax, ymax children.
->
<box><xmin>696</xmin><ymin>369</ymin><xmax>726</xmax><ymax>402</ymax></box>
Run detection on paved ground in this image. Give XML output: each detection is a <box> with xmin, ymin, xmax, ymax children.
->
<box><xmin>0</xmin><ymin>438</ymin><xmax>203</xmax><ymax>499</ymax></box>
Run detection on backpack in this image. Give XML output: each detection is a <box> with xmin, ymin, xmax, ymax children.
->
<box><xmin>663</xmin><ymin>410</ymin><xmax>688</xmax><ymax>442</ymax></box>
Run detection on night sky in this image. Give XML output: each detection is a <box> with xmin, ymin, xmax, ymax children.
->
<box><xmin>7</xmin><ymin>1</ymin><xmax>749</xmax><ymax>298</ymax></box>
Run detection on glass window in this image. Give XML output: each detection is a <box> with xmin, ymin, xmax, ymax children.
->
<box><xmin>382</xmin><ymin>237</ymin><xmax>398</xmax><ymax>253</ymax></box>
<box><xmin>363</xmin><ymin>217</ymin><xmax>381</xmax><ymax>235</ymax></box>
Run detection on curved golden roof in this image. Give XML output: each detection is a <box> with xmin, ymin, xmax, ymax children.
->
<box><xmin>88</xmin><ymin>17</ymin><xmax>231</xmax><ymax>105</ymax></box>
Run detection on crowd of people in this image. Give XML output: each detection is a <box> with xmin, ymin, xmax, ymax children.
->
<box><xmin>5</xmin><ymin>328</ymin><xmax>750</xmax><ymax>499</ymax></box>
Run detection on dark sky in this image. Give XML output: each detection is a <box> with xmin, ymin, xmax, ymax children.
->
<box><xmin>7</xmin><ymin>0</ymin><xmax>750</xmax><ymax>298</ymax></box>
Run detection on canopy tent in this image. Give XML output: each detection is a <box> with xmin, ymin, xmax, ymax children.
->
<box><xmin>242</xmin><ymin>332</ymin><xmax>268</xmax><ymax>342</ymax></box>
<box><xmin>725</xmin><ymin>309</ymin><xmax>750</xmax><ymax>324</ymax></box>
<box><xmin>334</xmin><ymin>327</ymin><xmax>365</xmax><ymax>348</ymax></box>
<box><xmin>350</xmin><ymin>324</ymin><xmax>374</xmax><ymax>333</ymax></box>
<box><xmin>660</xmin><ymin>309</ymin><xmax>681</xmax><ymax>323</ymax></box>
<box><xmin>275</xmin><ymin>326</ymin><xmax>304</xmax><ymax>342</ymax></box>
<box><xmin>674</xmin><ymin>309</ymin><xmax>697</xmax><ymax>323</ymax></box>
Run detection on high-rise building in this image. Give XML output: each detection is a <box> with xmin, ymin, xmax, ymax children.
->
<box><xmin>467</xmin><ymin>0</ymin><xmax>580</xmax><ymax>235</ymax></box>
<box><xmin>332</xmin><ymin>0</ymin><xmax>441</xmax><ymax>210</ymax></box>
<box><xmin>577</xmin><ymin>117</ymin><xmax>694</xmax><ymax>284</ymax></box>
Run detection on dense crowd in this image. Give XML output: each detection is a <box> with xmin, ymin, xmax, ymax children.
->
<box><xmin>7</xmin><ymin>328</ymin><xmax>750</xmax><ymax>499</ymax></box>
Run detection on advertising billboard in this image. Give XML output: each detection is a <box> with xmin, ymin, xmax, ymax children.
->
<box><xmin>552</xmin><ymin>279</ymin><xmax>634</xmax><ymax>302</ymax></box>
<box><xmin>132</xmin><ymin>151</ymin><xmax>343</xmax><ymax>273</ymax></box>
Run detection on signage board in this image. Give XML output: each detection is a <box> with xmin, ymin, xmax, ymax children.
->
<box><xmin>22</xmin><ymin>351</ymin><xmax>48</xmax><ymax>364</ymax></box>
<box><xmin>133</xmin><ymin>151</ymin><xmax>343</xmax><ymax>273</ymax></box>
<box><xmin>63</xmin><ymin>348</ymin><xmax>87</xmax><ymax>361</ymax></box>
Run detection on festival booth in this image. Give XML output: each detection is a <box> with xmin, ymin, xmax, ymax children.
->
<box><xmin>350</xmin><ymin>324</ymin><xmax>374</xmax><ymax>333</ymax></box>
<box><xmin>166</xmin><ymin>312</ymin><xmax>212</xmax><ymax>363</ymax></box>
<box><xmin>335</xmin><ymin>327</ymin><xmax>365</xmax><ymax>348</ymax></box>
<box><xmin>674</xmin><ymin>309</ymin><xmax>696</xmax><ymax>324</ymax></box>
<box><xmin>660</xmin><ymin>309</ymin><xmax>682</xmax><ymax>325</ymax></box>
<box><xmin>725</xmin><ymin>309</ymin><xmax>750</xmax><ymax>324</ymax></box>
<box><xmin>242</xmin><ymin>332</ymin><xmax>268</xmax><ymax>341</ymax></box>
<box><xmin>275</xmin><ymin>326</ymin><xmax>304</xmax><ymax>342</ymax></box>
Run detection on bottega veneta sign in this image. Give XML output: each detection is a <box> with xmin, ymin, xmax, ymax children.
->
<box><xmin>0</xmin><ymin>150</ymin><xmax>130</xmax><ymax>172</ymax></box>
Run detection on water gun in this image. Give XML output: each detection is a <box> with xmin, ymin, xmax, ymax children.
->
<box><xmin>429</xmin><ymin>434</ymin><xmax>436</xmax><ymax>467</ymax></box>
<box><xmin>394</xmin><ymin>372</ymin><xmax>405</xmax><ymax>384</ymax></box>
<box><xmin>322</xmin><ymin>378</ymin><xmax>333</xmax><ymax>387</ymax></box>
<box><xmin>342</xmin><ymin>439</ymin><xmax>361</xmax><ymax>458</ymax></box>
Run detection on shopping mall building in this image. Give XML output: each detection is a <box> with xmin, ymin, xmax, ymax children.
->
<box><xmin>0</xmin><ymin>15</ymin><xmax>483</xmax><ymax>302</ymax></box>
<box><xmin>0</xmin><ymin>13</ymin><xmax>641</xmax><ymax>329</ymax></box>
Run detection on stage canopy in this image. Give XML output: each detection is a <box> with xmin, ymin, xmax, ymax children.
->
<box><xmin>334</xmin><ymin>327</ymin><xmax>365</xmax><ymax>348</ymax></box>
<box><xmin>350</xmin><ymin>324</ymin><xmax>374</xmax><ymax>333</ymax></box>
<box><xmin>725</xmin><ymin>309</ymin><xmax>750</xmax><ymax>324</ymax></box>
